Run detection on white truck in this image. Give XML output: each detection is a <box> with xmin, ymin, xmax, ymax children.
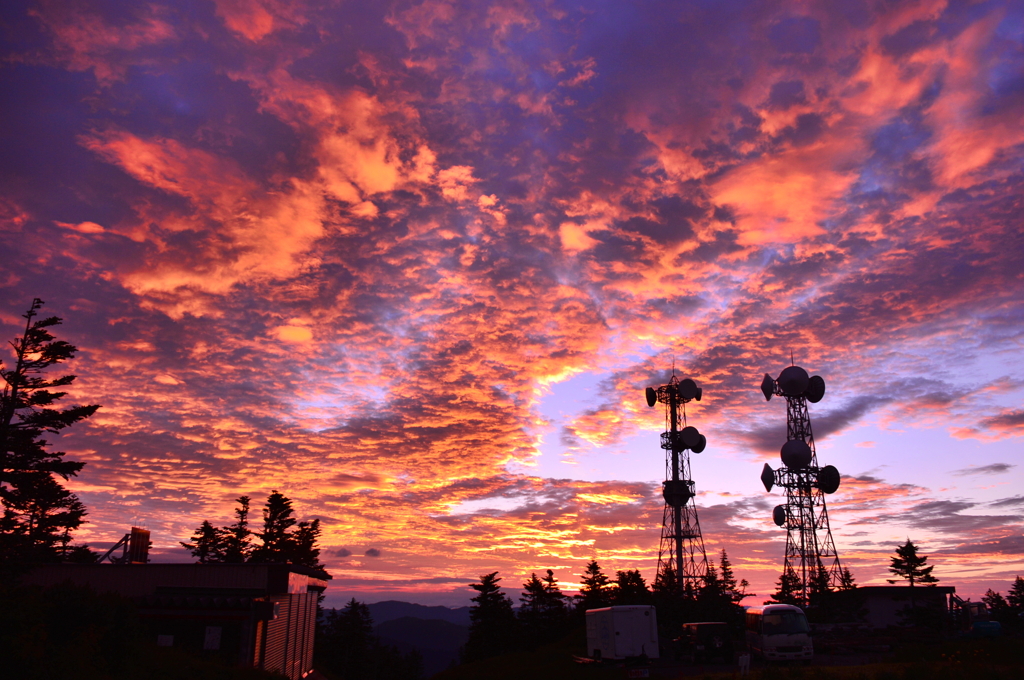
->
<box><xmin>585</xmin><ymin>605</ymin><xmax>660</xmax><ymax>660</ymax></box>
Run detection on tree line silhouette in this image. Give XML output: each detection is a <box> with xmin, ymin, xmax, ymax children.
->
<box><xmin>982</xmin><ymin>575</ymin><xmax>1024</xmax><ymax>628</ymax></box>
<box><xmin>463</xmin><ymin>550</ymin><xmax>751</xmax><ymax>662</ymax></box>
<box><xmin>181</xmin><ymin>492</ymin><xmax>323</xmax><ymax>568</ymax></box>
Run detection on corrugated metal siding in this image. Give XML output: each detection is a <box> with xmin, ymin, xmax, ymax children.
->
<box><xmin>263</xmin><ymin>593</ymin><xmax>318</xmax><ymax>680</ymax></box>
<box><xmin>286</xmin><ymin>595</ymin><xmax>299</xmax><ymax>679</ymax></box>
<box><xmin>300</xmin><ymin>593</ymin><xmax>316</xmax><ymax>675</ymax></box>
<box><xmin>284</xmin><ymin>595</ymin><xmax>299</xmax><ymax>679</ymax></box>
<box><xmin>288</xmin><ymin>593</ymin><xmax>314</xmax><ymax>679</ymax></box>
<box><xmin>263</xmin><ymin>596</ymin><xmax>290</xmax><ymax>676</ymax></box>
<box><xmin>253</xmin><ymin>619</ymin><xmax>264</xmax><ymax>667</ymax></box>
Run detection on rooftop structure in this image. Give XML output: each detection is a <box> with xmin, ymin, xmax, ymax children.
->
<box><xmin>25</xmin><ymin>562</ymin><xmax>330</xmax><ymax>680</ymax></box>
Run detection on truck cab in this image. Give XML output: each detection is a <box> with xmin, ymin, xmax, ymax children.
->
<box><xmin>745</xmin><ymin>604</ymin><xmax>812</xmax><ymax>661</ymax></box>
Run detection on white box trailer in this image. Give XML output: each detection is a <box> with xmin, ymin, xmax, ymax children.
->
<box><xmin>585</xmin><ymin>605</ymin><xmax>659</xmax><ymax>660</ymax></box>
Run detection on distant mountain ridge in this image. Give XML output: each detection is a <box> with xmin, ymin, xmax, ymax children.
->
<box><xmin>366</xmin><ymin>600</ymin><xmax>472</xmax><ymax>627</ymax></box>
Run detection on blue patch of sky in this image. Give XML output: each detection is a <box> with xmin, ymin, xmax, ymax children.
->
<box><xmin>816</xmin><ymin>418</ymin><xmax>1024</xmax><ymax>505</ymax></box>
<box><xmin>517</xmin><ymin>368</ymin><xmax>659</xmax><ymax>483</ymax></box>
<box><xmin>286</xmin><ymin>377</ymin><xmax>392</xmax><ymax>432</ymax></box>
<box><xmin>995</xmin><ymin>5</ymin><xmax>1024</xmax><ymax>42</ymax></box>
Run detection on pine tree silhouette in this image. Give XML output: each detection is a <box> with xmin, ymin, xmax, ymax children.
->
<box><xmin>464</xmin><ymin>572</ymin><xmax>518</xmax><ymax>662</ymax></box>
<box><xmin>0</xmin><ymin>299</ymin><xmax>100</xmax><ymax>562</ymax></box>
<box><xmin>887</xmin><ymin>539</ymin><xmax>938</xmax><ymax>586</ymax></box>
<box><xmin>578</xmin><ymin>560</ymin><xmax>612</xmax><ymax>611</ymax></box>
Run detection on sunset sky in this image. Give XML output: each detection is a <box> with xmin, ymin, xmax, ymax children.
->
<box><xmin>2</xmin><ymin>0</ymin><xmax>1022</xmax><ymax>608</ymax></box>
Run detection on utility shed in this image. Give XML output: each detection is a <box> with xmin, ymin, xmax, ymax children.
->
<box><xmin>585</xmin><ymin>605</ymin><xmax>659</xmax><ymax>659</ymax></box>
<box><xmin>24</xmin><ymin>563</ymin><xmax>330</xmax><ymax>680</ymax></box>
<box><xmin>857</xmin><ymin>585</ymin><xmax>956</xmax><ymax>628</ymax></box>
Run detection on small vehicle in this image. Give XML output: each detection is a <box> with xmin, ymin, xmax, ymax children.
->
<box><xmin>966</xmin><ymin>621</ymin><xmax>1001</xmax><ymax>638</ymax></box>
<box><xmin>745</xmin><ymin>604</ymin><xmax>813</xmax><ymax>661</ymax></box>
<box><xmin>676</xmin><ymin>622</ymin><xmax>733</xmax><ymax>662</ymax></box>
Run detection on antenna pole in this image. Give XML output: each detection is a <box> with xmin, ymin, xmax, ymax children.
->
<box><xmin>649</xmin><ymin>374</ymin><xmax>707</xmax><ymax>596</ymax></box>
<box><xmin>761</xmin><ymin>367</ymin><xmax>843</xmax><ymax>605</ymax></box>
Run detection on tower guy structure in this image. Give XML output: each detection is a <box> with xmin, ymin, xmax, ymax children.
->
<box><xmin>759</xmin><ymin>365</ymin><xmax>843</xmax><ymax>603</ymax></box>
<box><xmin>645</xmin><ymin>374</ymin><xmax>707</xmax><ymax>594</ymax></box>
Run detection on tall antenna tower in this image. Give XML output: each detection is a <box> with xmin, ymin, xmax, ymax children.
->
<box><xmin>645</xmin><ymin>374</ymin><xmax>707</xmax><ymax>594</ymax></box>
<box><xmin>759</xmin><ymin>366</ymin><xmax>843</xmax><ymax>603</ymax></box>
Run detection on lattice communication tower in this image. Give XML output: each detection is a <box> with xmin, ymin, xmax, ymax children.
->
<box><xmin>645</xmin><ymin>374</ymin><xmax>707</xmax><ymax>595</ymax></box>
<box><xmin>759</xmin><ymin>366</ymin><xmax>843</xmax><ymax>602</ymax></box>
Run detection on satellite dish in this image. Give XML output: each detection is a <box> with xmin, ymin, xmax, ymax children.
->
<box><xmin>695</xmin><ymin>387</ymin><xmax>702</xmax><ymax>402</ymax></box>
<box><xmin>806</xmin><ymin>375</ymin><xmax>825</xmax><ymax>403</ymax></box>
<box><xmin>692</xmin><ymin>434</ymin><xmax>707</xmax><ymax>454</ymax></box>
<box><xmin>780</xmin><ymin>439</ymin><xmax>812</xmax><ymax>469</ymax></box>
<box><xmin>760</xmin><ymin>463</ymin><xmax>775</xmax><ymax>492</ymax></box>
<box><xmin>680</xmin><ymin>426</ymin><xmax>701</xmax><ymax>449</ymax></box>
<box><xmin>760</xmin><ymin>374</ymin><xmax>775</xmax><ymax>401</ymax></box>
<box><xmin>677</xmin><ymin>378</ymin><xmax>698</xmax><ymax>401</ymax></box>
<box><xmin>773</xmin><ymin>505</ymin><xmax>787</xmax><ymax>527</ymax></box>
<box><xmin>663</xmin><ymin>480</ymin><xmax>694</xmax><ymax>507</ymax></box>
<box><xmin>777</xmin><ymin>366</ymin><xmax>809</xmax><ymax>397</ymax></box>
<box><xmin>817</xmin><ymin>465</ymin><xmax>841</xmax><ymax>494</ymax></box>
<box><xmin>645</xmin><ymin>387</ymin><xmax>657</xmax><ymax>408</ymax></box>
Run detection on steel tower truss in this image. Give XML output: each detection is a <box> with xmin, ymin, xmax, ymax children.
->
<box><xmin>761</xmin><ymin>368</ymin><xmax>843</xmax><ymax>603</ymax></box>
<box><xmin>649</xmin><ymin>375</ymin><xmax>707</xmax><ymax>595</ymax></box>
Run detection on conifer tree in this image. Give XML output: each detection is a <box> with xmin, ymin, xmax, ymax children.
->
<box><xmin>806</xmin><ymin>564</ymin><xmax>842</xmax><ymax>622</ymax></box>
<box><xmin>698</xmin><ymin>557</ymin><xmax>748</xmax><ymax>623</ymax></box>
<box><xmin>464</xmin><ymin>572</ymin><xmax>518</xmax><ymax>662</ymax></box>
<box><xmin>180</xmin><ymin>520</ymin><xmax>224</xmax><ymax>563</ymax></box>
<box><xmin>612</xmin><ymin>569</ymin><xmax>652</xmax><ymax>605</ymax></box>
<box><xmin>183</xmin><ymin>492</ymin><xmax>323</xmax><ymax>569</ymax></box>
<box><xmin>519</xmin><ymin>572</ymin><xmax>546</xmax><ymax>615</ymax></box>
<box><xmin>2</xmin><ymin>471</ymin><xmax>90</xmax><ymax>560</ymax></box>
<box><xmin>518</xmin><ymin>569</ymin><xmax>566</xmax><ymax>646</ymax></box>
<box><xmin>808</xmin><ymin>564</ymin><xmax>832</xmax><ymax>598</ymax></box>
<box><xmin>718</xmin><ymin>550</ymin><xmax>749</xmax><ymax>603</ymax></box>
<box><xmin>839</xmin><ymin>567</ymin><xmax>857</xmax><ymax>590</ymax></box>
<box><xmin>768</xmin><ymin>568</ymin><xmax>802</xmax><ymax>605</ymax></box>
<box><xmin>578</xmin><ymin>560</ymin><xmax>612</xmax><ymax>610</ymax></box>
<box><xmin>0</xmin><ymin>299</ymin><xmax>99</xmax><ymax>562</ymax></box>
<box><xmin>331</xmin><ymin>598</ymin><xmax>374</xmax><ymax>670</ymax></box>
<box><xmin>1008</xmin><ymin>576</ymin><xmax>1024</xmax><ymax>612</ymax></box>
<box><xmin>219</xmin><ymin>495</ymin><xmax>251</xmax><ymax>563</ymax></box>
<box><xmin>887</xmin><ymin>539</ymin><xmax>938</xmax><ymax>586</ymax></box>
<box><xmin>652</xmin><ymin>565</ymin><xmax>679</xmax><ymax>594</ymax></box>
<box><xmin>983</xmin><ymin>589</ymin><xmax>1008</xmax><ymax>615</ymax></box>
<box><xmin>316</xmin><ymin>598</ymin><xmax>422</xmax><ymax>680</ymax></box>
<box><xmin>250</xmin><ymin>490</ymin><xmax>297</xmax><ymax>562</ymax></box>
<box><xmin>287</xmin><ymin>519</ymin><xmax>323</xmax><ymax>569</ymax></box>
<box><xmin>700</xmin><ymin>561</ymin><xmax>724</xmax><ymax>601</ymax></box>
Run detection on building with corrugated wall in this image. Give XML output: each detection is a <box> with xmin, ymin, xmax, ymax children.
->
<box><xmin>24</xmin><ymin>563</ymin><xmax>330</xmax><ymax>680</ymax></box>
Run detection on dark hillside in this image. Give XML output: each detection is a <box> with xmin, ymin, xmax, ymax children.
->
<box><xmin>375</xmin><ymin>617</ymin><xmax>468</xmax><ymax>677</ymax></box>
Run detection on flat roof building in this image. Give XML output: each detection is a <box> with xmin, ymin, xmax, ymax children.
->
<box><xmin>25</xmin><ymin>563</ymin><xmax>330</xmax><ymax>680</ymax></box>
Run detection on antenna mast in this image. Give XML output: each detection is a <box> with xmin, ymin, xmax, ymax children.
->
<box><xmin>645</xmin><ymin>375</ymin><xmax>707</xmax><ymax>595</ymax></box>
<box><xmin>759</xmin><ymin>366</ymin><xmax>843</xmax><ymax>603</ymax></box>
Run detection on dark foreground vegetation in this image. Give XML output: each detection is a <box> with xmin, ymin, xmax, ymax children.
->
<box><xmin>315</xmin><ymin>598</ymin><xmax>424</xmax><ymax>680</ymax></box>
<box><xmin>0</xmin><ymin>582</ymin><xmax>287</xmax><ymax>680</ymax></box>
<box><xmin>431</xmin><ymin>625</ymin><xmax>1024</xmax><ymax>680</ymax></box>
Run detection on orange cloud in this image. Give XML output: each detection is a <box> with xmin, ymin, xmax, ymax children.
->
<box><xmin>30</xmin><ymin>1</ymin><xmax>176</xmax><ymax>83</ymax></box>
